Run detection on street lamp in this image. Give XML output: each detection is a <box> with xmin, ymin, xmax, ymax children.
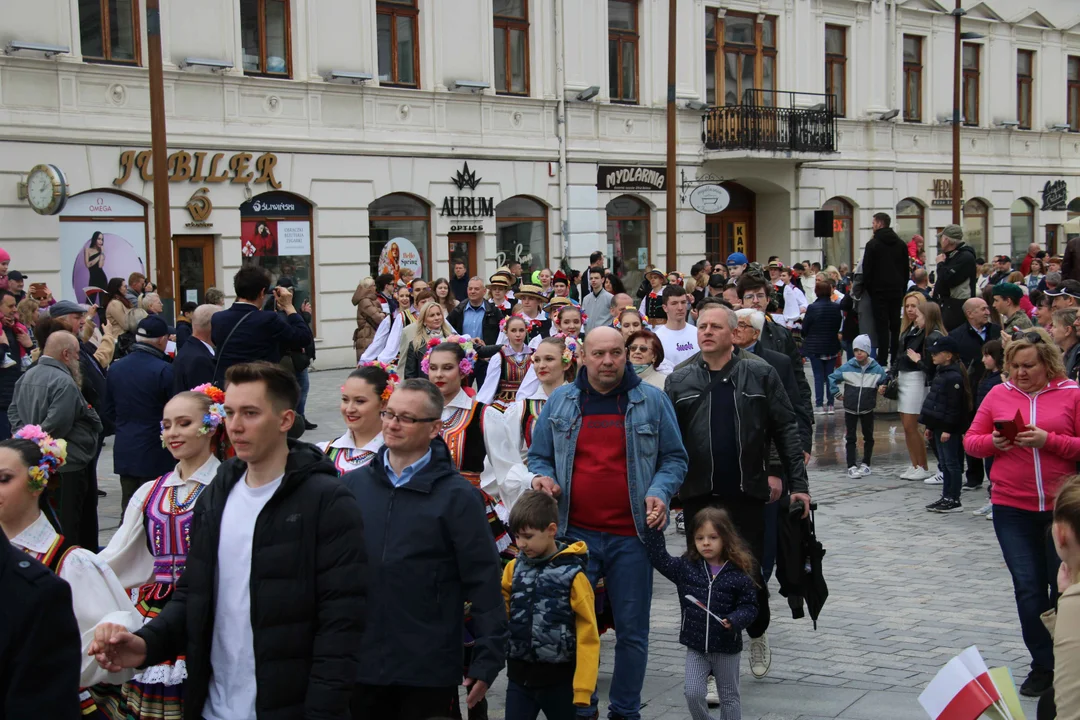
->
<box><xmin>950</xmin><ymin>1</ymin><xmax>985</xmax><ymax>225</ymax></box>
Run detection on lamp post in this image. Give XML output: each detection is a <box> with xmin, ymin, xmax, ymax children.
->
<box><xmin>950</xmin><ymin>1</ymin><xmax>984</xmax><ymax>226</ymax></box>
<box><xmin>147</xmin><ymin>0</ymin><xmax>174</xmax><ymax>316</ymax></box>
<box><xmin>665</xmin><ymin>0</ymin><xmax>678</xmax><ymax>270</ymax></box>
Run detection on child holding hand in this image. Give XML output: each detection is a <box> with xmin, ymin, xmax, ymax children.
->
<box><xmin>643</xmin><ymin>507</ymin><xmax>759</xmax><ymax>720</ymax></box>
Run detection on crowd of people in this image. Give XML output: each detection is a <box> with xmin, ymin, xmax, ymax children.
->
<box><xmin>5</xmin><ymin>218</ymin><xmax>1080</xmax><ymax>720</ymax></box>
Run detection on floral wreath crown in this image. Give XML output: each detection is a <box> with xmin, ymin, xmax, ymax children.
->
<box><xmin>355</xmin><ymin>360</ymin><xmax>400</xmax><ymax>402</ymax></box>
<box><xmin>550</xmin><ymin>333</ymin><xmax>581</xmax><ymax>366</ymax></box>
<box><xmin>420</xmin><ymin>334</ymin><xmax>477</xmax><ymax>377</ymax></box>
<box><xmin>614</xmin><ymin>306</ymin><xmax>648</xmax><ymax>329</ymax></box>
<box><xmin>499</xmin><ymin>313</ymin><xmax>541</xmax><ymax>336</ymax></box>
<box><xmin>552</xmin><ymin>304</ymin><xmax>586</xmax><ymax>326</ymax></box>
<box><xmin>159</xmin><ymin>384</ymin><xmax>226</xmax><ymax>446</ymax></box>
<box><xmin>13</xmin><ymin>425</ymin><xmax>68</xmax><ymax>491</ymax></box>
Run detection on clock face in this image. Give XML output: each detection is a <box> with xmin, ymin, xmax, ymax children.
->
<box><xmin>27</xmin><ymin>169</ymin><xmax>54</xmax><ymax>210</ymax></box>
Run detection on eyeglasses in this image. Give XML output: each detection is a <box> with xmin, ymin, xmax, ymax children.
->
<box><xmin>628</xmin><ymin>344</ymin><xmax>652</xmax><ymax>353</ymax></box>
<box><xmin>379</xmin><ymin>411</ymin><xmax>439</xmax><ymax>425</ymax></box>
<box><xmin>743</xmin><ymin>292</ymin><xmax>768</xmax><ymax>301</ymax></box>
<box><xmin>736</xmin><ymin>322</ymin><xmax>755</xmax><ymax>331</ymax></box>
<box><xmin>1012</xmin><ymin>331</ymin><xmax>1046</xmax><ymax>344</ymax></box>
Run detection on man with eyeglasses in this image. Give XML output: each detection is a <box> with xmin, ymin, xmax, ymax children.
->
<box><xmin>341</xmin><ymin>378</ymin><xmax>507</xmax><ymax>719</ymax></box>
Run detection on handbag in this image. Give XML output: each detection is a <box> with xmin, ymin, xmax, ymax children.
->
<box><xmin>883</xmin><ymin>374</ymin><xmax>900</xmax><ymax>401</ymax></box>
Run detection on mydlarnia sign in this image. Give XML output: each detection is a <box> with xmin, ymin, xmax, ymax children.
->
<box><xmin>597</xmin><ymin>166</ymin><xmax>667</xmax><ymax>192</ymax></box>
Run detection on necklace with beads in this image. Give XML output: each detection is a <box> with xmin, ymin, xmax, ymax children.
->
<box><xmin>168</xmin><ymin>482</ymin><xmax>203</xmax><ymax>513</ymax></box>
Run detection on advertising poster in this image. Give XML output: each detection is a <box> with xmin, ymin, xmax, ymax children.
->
<box><xmin>59</xmin><ymin>191</ymin><xmax>148</xmax><ymax>305</ymax></box>
<box><xmin>277</xmin><ymin>221</ymin><xmax>311</xmax><ymax>256</ymax></box>
<box><xmin>377</xmin><ymin>237</ymin><xmax>423</xmax><ymax>282</ymax></box>
<box><xmin>241</xmin><ymin>219</ymin><xmax>279</xmax><ymax>258</ymax></box>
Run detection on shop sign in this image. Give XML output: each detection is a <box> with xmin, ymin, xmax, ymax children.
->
<box><xmin>240</xmin><ymin>192</ymin><xmax>312</xmax><ymax>218</ymax></box>
<box><xmin>732</xmin><ymin>223</ymin><xmax>747</xmax><ymax>255</ymax></box>
<box><xmin>1042</xmin><ymin>180</ymin><xmax>1068</xmax><ymax>211</ymax></box>
<box><xmin>113</xmin><ymin>150</ymin><xmax>281</xmax><ymax>189</ymax></box>
<box><xmin>930</xmin><ymin>178</ymin><xmax>963</xmax><ymax>207</ymax></box>
<box><xmin>496</xmin><ymin>243</ymin><xmax>534</xmax><ymax>269</ymax></box>
<box><xmin>689</xmin><ymin>184</ymin><xmax>730</xmax><ymax>214</ymax></box>
<box><xmin>277</xmin><ymin>221</ymin><xmax>311</xmax><ymax>256</ymax></box>
<box><xmin>184</xmin><ymin>187</ymin><xmax>213</xmax><ymax>228</ymax></box>
<box><xmin>597</xmin><ymin>165</ymin><xmax>667</xmax><ymax>192</ymax></box>
<box><xmin>441</xmin><ymin>161</ymin><xmax>494</xmax><ymax>218</ymax></box>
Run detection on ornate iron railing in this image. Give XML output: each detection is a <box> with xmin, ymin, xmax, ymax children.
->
<box><xmin>701</xmin><ymin>90</ymin><xmax>838</xmax><ymax>153</ymax></box>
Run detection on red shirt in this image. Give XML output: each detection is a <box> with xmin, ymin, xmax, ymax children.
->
<box><xmin>568</xmin><ymin>409</ymin><xmax>635</xmax><ymax>536</ymax></box>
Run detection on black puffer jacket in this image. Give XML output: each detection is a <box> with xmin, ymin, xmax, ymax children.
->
<box><xmin>665</xmin><ymin>348</ymin><xmax>809</xmax><ymax>502</ymax></box>
<box><xmin>136</xmin><ymin>442</ymin><xmax>367</xmax><ymax>720</ymax></box>
<box><xmin>918</xmin><ymin>363</ymin><xmax>969</xmax><ymax>433</ymax></box>
<box><xmin>933</xmin><ymin>242</ymin><xmax>977</xmax><ymax>302</ymax></box>
<box><xmin>862</xmin><ymin>227</ymin><xmax>910</xmax><ymax>298</ymax></box>
<box><xmin>757</xmin><ymin>319</ymin><xmax>813</xmax><ymax>424</ymax></box>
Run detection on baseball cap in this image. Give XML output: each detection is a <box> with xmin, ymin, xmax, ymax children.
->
<box><xmin>726</xmin><ymin>252</ymin><xmax>748</xmax><ymax>267</ymax></box>
<box><xmin>136</xmin><ymin>315</ymin><xmax>173</xmax><ymax>339</ymax></box>
<box><xmin>48</xmin><ymin>300</ymin><xmax>89</xmax><ymax>318</ymax></box>
<box><xmin>1045</xmin><ymin>279</ymin><xmax>1080</xmax><ymax>299</ymax></box>
<box><xmin>7</xmin><ymin>270</ymin><xmax>27</xmax><ymax>282</ymax></box>
<box><xmin>994</xmin><ymin>255</ymin><xmax>1011</xmax><ymax>264</ymax></box>
<box><xmin>927</xmin><ymin>336</ymin><xmax>959</xmax><ymax>356</ymax></box>
<box><xmin>938</xmin><ymin>225</ymin><xmax>963</xmax><ymax>241</ymax></box>
<box><xmin>707</xmin><ymin>274</ymin><xmax>726</xmax><ymax>290</ymax></box>
<box><xmin>991</xmin><ymin>282</ymin><xmax>1024</xmax><ymax>302</ymax></box>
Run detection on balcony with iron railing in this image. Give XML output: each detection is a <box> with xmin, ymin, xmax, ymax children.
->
<box><xmin>701</xmin><ymin>90</ymin><xmax>839</xmax><ymax>154</ymax></box>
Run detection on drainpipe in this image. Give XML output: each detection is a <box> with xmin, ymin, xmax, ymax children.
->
<box><xmin>555</xmin><ymin>0</ymin><xmax>571</xmax><ymax>267</ymax></box>
<box><xmin>888</xmin><ymin>0</ymin><xmax>897</xmax><ymax>112</ymax></box>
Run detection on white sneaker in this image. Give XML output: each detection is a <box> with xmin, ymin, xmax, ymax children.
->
<box><xmin>924</xmin><ymin>472</ymin><xmax>944</xmax><ymax>486</ymax></box>
<box><xmin>900</xmin><ymin>465</ymin><xmax>920</xmax><ymax>480</ymax></box>
<box><xmin>814</xmin><ymin>406</ymin><xmax>827</xmax><ymax>415</ymax></box>
<box><xmin>749</xmin><ymin>633</ymin><xmax>772</xmax><ymax>678</ymax></box>
<box><xmin>973</xmin><ymin>503</ymin><xmax>993</xmax><ymax>516</ymax></box>
<box><xmin>846</xmin><ymin>466</ymin><xmax>862</xmax><ymax>478</ymax></box>
<box><xmin>0</xmin><ymin>354</ymin><xmax>15</xmax><ymax>369</ymax></box>
<box><xmin>858</xmin><ymin>463</ymin><xmax>871</xmax><ymax>476</ymax></box>
<box><xmin>986</xmin><ymin>510</ymin><xmax>994</xmax><ymax>520</ymax></box>
<box><xmin>706</xmin><ymin>675</ymin><xmax>719</xmax><ymax>706</ymax></box>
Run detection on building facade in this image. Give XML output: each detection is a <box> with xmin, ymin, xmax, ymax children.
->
<box><xmin>1</xmin><ymin>0</ymin><xmax>1078</xmax><ymax>366</ymax></box>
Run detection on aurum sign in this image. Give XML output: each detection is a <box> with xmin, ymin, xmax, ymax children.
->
<box><xmin>113</xmin><ymin>150</ymin><xmax>282</xmax><ymax>189</ymax></box>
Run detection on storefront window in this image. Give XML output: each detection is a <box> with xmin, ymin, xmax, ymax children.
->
<box><xmin>496</xmin><ymin>196</ymin><xmax>547</xmax><ymax>276</ymax></box>
<box><xmin>606</xmin><ymin>195</ymin><xmax>650</xmax><ymax>293</ymax></box>
<box><xmin>962</xmin><ymin>199</ymin><xmax>989</xmax><ymax>259</ymax></box>
<box><xmin>1068</xmin><ymin>198</ymin><xmax>1080</xmax><ymax>240</ymax></box>
<box><xmin>240</xmin><ymin>191</ymin><xmax>315</xmax><ymax>322</ymax></box>
<box><xmin>823</xmin><ymin>197</ymin><xmax>853</xmax><ymax>270</ymax></box>
<box><xmin>369</xmin><ymin>193</ymin><xmax>430</xmax><ymax>282</ymax></box>
<box><xmin>1011</xmin><ymin>198</ymin><xmax>1035</xmax><ymax>264</ymax></box>
<box><xmin>895</xmin><ymin>198</ymin><xmax>924</xmax><ymax>245</ymax></box>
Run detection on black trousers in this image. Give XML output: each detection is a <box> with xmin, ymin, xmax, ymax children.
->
<box><xmin>844</xmin><ymin>412</ymin><xmax>875</xmax><ymax>468</ymax></box>
<box><xmin>351</xmin><ymin>684</ymin><xmax>458</xmax><ymax>720</ymax></box>
<box><xmin>53</xmin><ymin>468</ymin><xmax>88</xmax><ymax>546</ymax></box>
<box><xmin>682</xmin><ymin>493</ymin><xmax>770</xmax><ymax>639</ymax></box>
<box><xmin>120</xmin><ymin>475</ymin><xmax>154</xmax><ymax>513</ymax></box>
<box><xmin>871</xmin><ymin>295</ymin><xmax>903</xmax><ymax>367</ymax></box>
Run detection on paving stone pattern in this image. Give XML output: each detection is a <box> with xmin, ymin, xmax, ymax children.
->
<box><xmin>95</xmin><ymin>368</ymin><xmax>1041</xmax><ymax>719</ymax></box>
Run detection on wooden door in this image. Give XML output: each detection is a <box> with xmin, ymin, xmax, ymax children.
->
<box><xmin>448</xmin><ymin>232</ymin><xmax>479</xmax><ymax>278</ymax></box>
<box><xmin>173</xmin><ymin>235</ymin><xmax>216</xmax><ymax>314</ymax></box>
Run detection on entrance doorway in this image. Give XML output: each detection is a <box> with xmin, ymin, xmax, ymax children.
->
<box><xmin>705</xmin><ymin>182</ymin><xmax>756</xmax><ymax>263</ymax></box>
<box><xmin>448</xmin><ymin>232</ymin><xmax>479</xmax><ymax>278</ymax></box>
<box><xmin>174</xmin><ymin>235</ymin><xmax>216</xmax><ymax>313</ymax></box>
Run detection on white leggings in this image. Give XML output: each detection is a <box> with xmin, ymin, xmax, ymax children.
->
<box><xmin>684</xmin><ymin>647</ymin><xmax>742</xmax><ymax>720</ymax></box>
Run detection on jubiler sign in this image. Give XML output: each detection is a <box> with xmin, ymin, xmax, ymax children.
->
<box><xmin>597</xmin><ymin>165</ymin><xmax>667</xmax><ymax>192</ymax></box>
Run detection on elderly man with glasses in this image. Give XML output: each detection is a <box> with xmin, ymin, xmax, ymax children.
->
<box><xmin>341</xmin><ymin>378</ymin><xmax>507</xmax><ymax>720</ymax></box>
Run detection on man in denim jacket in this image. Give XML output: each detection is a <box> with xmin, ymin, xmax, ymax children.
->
<box><xmin>528</xmin><ymin>326</ymin><xmax>688</xmax><ymax>720</ymax></box>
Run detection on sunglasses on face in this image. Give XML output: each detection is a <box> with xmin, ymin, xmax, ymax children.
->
<box><xmin>1012</xmin><ymin>331</ymin><xmax>1045</xmax><ymax>344</ymax></box>
<box><xmin>628</xmin><ymin>344</ymin><xmax>652</xmax><ymax>353</ymax></box>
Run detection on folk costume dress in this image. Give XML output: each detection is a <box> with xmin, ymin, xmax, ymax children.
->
<box><xmin>639</xmin><ymin>290</ymin><xmax>667</xmax><ymax>325</ymax></box>
<box><xmin>316</xmin><ymin>431</ymin><xmax>383</xmax><ymax>474</ymax></box>
<box><xmin>11</xmin><ymin>513</ymin><xmax>140</xmax><ymax>718</ymax></box>
<box><xmin>475</xmin><ymin>343</ymin><xmax>533</xmax><ymax>409</ymax></box>
<box><xmin>480</xmin><ymin>383</ymin><xmax>553</xmax><ymax>511</ymax></box>
<box><xmin>97</xmin><ymin>456</ymin><xmax>221</xmax><ymax>720</ymax></box>
<box><xmin>370</xmin><ymin>306</ymin><xmax>417</xmax><ymax>366</ymax></box>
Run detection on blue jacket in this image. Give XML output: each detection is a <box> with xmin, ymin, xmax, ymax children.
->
<box><xmin>104</xmin><ymin>344</ymin><xmax>175</xmax><ymax>477</ymax></box>
<box><xmin>172</xmin><ymin>337</ymin><xmax>215</xmax><ymax>394</ymax></box>
<box><xmin>800</xmin><ymin>297</ymin><xmax>843</xmax><ymax>357</ymax></box>
<box><xmin>210</xmin><ymin>302</ymin><xmax>312</xmax><ymax>385</ymax></box>
<box><xmin>642</xmin><ymin>529</ymin><xmax>757</xmax><ymax>655</ymax></box>
<box><xmin>827</xmin><ymin>357</ymin><xmax>887</xmax><ymax>415</ymax></box>
<box><xmin>919</xmin><ymin>363</ymin><xmax>969</xmax><ymax>433</ymax></box>
<box><xmin>527</xmin><ymin>368</ymin><xmax>688</xmax><ymax>537</ymax></box>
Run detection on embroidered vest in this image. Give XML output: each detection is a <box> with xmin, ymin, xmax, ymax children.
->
<box><xmin>142</xmin><ymin>473</ymin><xmax>205</xmax><ymax>585</ymax></box>
<box><xmin>496</xmin><ymin>347</ymin><xmax>533</xmax><ymax>404</ymax></box>
<box><xmin>324</xmin><ymin>444</ymin><xmax>377</xmax><ymax>474</ymax></box>
<box><xmin>507</xmin><ymin>548</ymin><xmax>586</xmax><ymax>664</ymax></box>
<box><xmin>23</xmin><ymin>531</ymin><xmax>78</xmax><ymax>574</ymax></box>
<box><xmin>521</xmin><ymin>398</ymin><xmax>546</xmax><ymax>449</ymax></box>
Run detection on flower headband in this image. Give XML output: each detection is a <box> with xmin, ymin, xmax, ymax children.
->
<box><xmin>191</xmin><ymin>383</ymin><xmax>227</xmax><ymax>436</ymax></box>
<box><xmin>555</xmin><ymin>334</ymin><xmax>581</xmax><ymax>366</ymax></box>
<box><xmin>552</xmin><ymin>304</ymin><xmax>586</xmax><ymax>326</ymax></box>
<box><xmin>420</xmin><ymin>334</ymin><xmax>477</xmax><ymax>377</ymax></box>
<box><xmin>614</xmin><ymin>306</ymin><xmax>648</xmax><ymax>329</ymax></box>
<box><xmin>499</xmin><ymin>313</ymin><xmax>540</xmax><ymax>336</ymax></box>
<box><xmin>13</xmin><ymin>425</ymin><xmax>68</xmax><ymax>491</ymax></box>
<box><xmin>355</xmin><ymin>360</ymin><xmax>400</xmax><ymax>402</ymax></box>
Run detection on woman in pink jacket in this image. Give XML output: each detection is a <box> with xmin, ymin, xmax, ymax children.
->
<box><xmin>965</xmin><ymin>329</ymin><xmax>1080</xmax><ymax>699</ymax></box>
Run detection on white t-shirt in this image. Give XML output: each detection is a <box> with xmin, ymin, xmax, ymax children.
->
<box><xmin>653</xmin><ymin>324</ymin><xmax>699</xmax><ymax>367</ymax></box>
<box><xmin>203</xmin><ymin>472</ymin><xmax>284</xmax><ymax>720</ymax></box>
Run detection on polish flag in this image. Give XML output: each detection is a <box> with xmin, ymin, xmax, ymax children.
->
<box><xmin>918</xmin><ymin>656</ymin><xmax>995</xmax><ymax>720</ymax></box>
<box><xmin>955</xmin><ymin>646</ymin><xmax>1003</xmax><ymax>706</ymax></box>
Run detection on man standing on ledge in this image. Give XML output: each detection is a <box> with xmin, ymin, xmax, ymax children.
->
<box><xmin>861</xmin><ymin>212</ymin><xmax>910</xmax><ymax>366</ymax></box>
<box><xmin>528</xmin><ymin>326</ymin><xmax>687</xmax><ymax>720</ymax></box>
<box><xmin>665</xmin><ymin>303</ymin><xmax>810</xmax><ymax>682</ymax></box>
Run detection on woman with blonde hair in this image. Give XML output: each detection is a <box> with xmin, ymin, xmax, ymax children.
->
<box><xmin>966</xmin><ymin>329</ymin><xmax>1080</xmax><ymax>699</ymax></box>
<box><xmin>881</xmin><ymin>292</ymin><xmax>942</xmax><ymax>480</ymax></box>
<box><xmin>401</xmin><ymin>299</ymin><xmax>453</xmax><ymax>378</ymax></box>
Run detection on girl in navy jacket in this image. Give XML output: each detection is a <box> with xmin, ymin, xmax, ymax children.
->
<box><xmin>643</xmin><ymin>507</ymin><xmax>758</xmax><ymax>720</ymax></box>
<box><xmin>919</xmin><ymin>337</ymin><xmax>972</xmax><ymax>512</ymax></box>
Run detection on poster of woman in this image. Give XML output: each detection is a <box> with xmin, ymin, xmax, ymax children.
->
<box><xmin>59</xmin><ymin>223</ymin><xmax>147</xmax><ymax>306</ymax></box>
<box><xmin>83</xmin><ymin>231</ymin><xmax>110</xmax><ymax>292</ymax></box>
<box><xmin>241</xmin><ymin>220</ymin><xmax>278</xmax><ymax>257</ymax></box>
<box><xmin>377</xmin><ymin>237</ymin><xmax>422</xmax><ymax>282</ymax></box>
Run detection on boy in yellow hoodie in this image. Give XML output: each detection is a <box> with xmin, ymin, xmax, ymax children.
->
<box><xmin>502</xmin><ymin>491</ymin><xmax>600</xmax><ymax>720</ymax></box>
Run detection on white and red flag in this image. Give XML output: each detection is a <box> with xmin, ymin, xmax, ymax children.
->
<box><xmin>918</xmin><ymin>655</ymin><xmax>996</xmax><ymax>720</ymax></box>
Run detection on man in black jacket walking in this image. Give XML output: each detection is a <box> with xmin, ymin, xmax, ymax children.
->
<box><xmin>948</xmin><ymin>298</ymin><xmax>1000</xmax><ymax>491</ymax></box>
<box><xmin>862</xmin><ymin>212</ymin><xmax>911</xmax><ymax>366</ymax></box>
<box><xmin>932</xmin><ymin>225</ymin><xmax>978</xmax><ymax>332</ymax></box>
<box><xmin>89</xmin><ymin>362</ymin><xmax>367</xmax><ymax>720</ymax></box>
<box><xmin>666</xmin><ymin>303</ymin><xmax>811</xmax><ymax>682</ymax></box>
<box><xmin>341</xmin><ymin>378</ymin><xmax>506</xmax><ymax>720</ymax></box>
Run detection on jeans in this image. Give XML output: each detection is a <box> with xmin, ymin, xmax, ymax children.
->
<box><xmin>842</xmin><ymin>340</ymin><xmax>854</xmax><ymax>361</ymax></box>
<box><xmin>682</xmin><ymin>494</ymin><xmax>770</xmax><ymax>639</ymax></box>
<box><xmin>871</xmin><ymin>295</ymin><xmax>903</xmax><ymax>367</ymax></box>
<box><xmin>565</xmin><ymin>526</ymin><xmax>653</xmax><ymax>720</ymax></box>
<box><xmin>845</xmin><ymin>412</ymin><xmax>875</xmax><ymax>468</ymax></box>
<box><xmin>297</xmin><ymin>367</ymin><xmax>310</xmax><ymax>417</ymax></box>
<box><xmin>992</xmin><ymin>505</ymin><xmax>1060</xmax><ymax>673</ymax></box>
<box><xmin>762</xmin><ymin>501</ymin><xmax>778</xmax><ymax>582</ymax></box>
<box><xmin>808</xmin><ymin>355</ymin><xmax>835</xmax><ymax>408</ymax></box>
<box><xmin>505</xmin><ymin>679</ymin><xmax>576</xmax><ymax>720</ymax></box>
<box><xmin>933</xmin><ymin>431</ymin><xmax>964</xmax><ymax>501</ymax></box>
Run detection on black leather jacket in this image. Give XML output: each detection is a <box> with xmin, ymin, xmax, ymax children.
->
<box><xmin>665</xmin><ymin>349</ymin><xmax>809</xmax><ymax>503</ymax></box>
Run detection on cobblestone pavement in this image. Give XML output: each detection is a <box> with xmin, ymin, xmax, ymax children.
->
<box><xmin>96</xmin><ymin>367</ymin><xmax>1042</xmax><ymax>719</ymax></box>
